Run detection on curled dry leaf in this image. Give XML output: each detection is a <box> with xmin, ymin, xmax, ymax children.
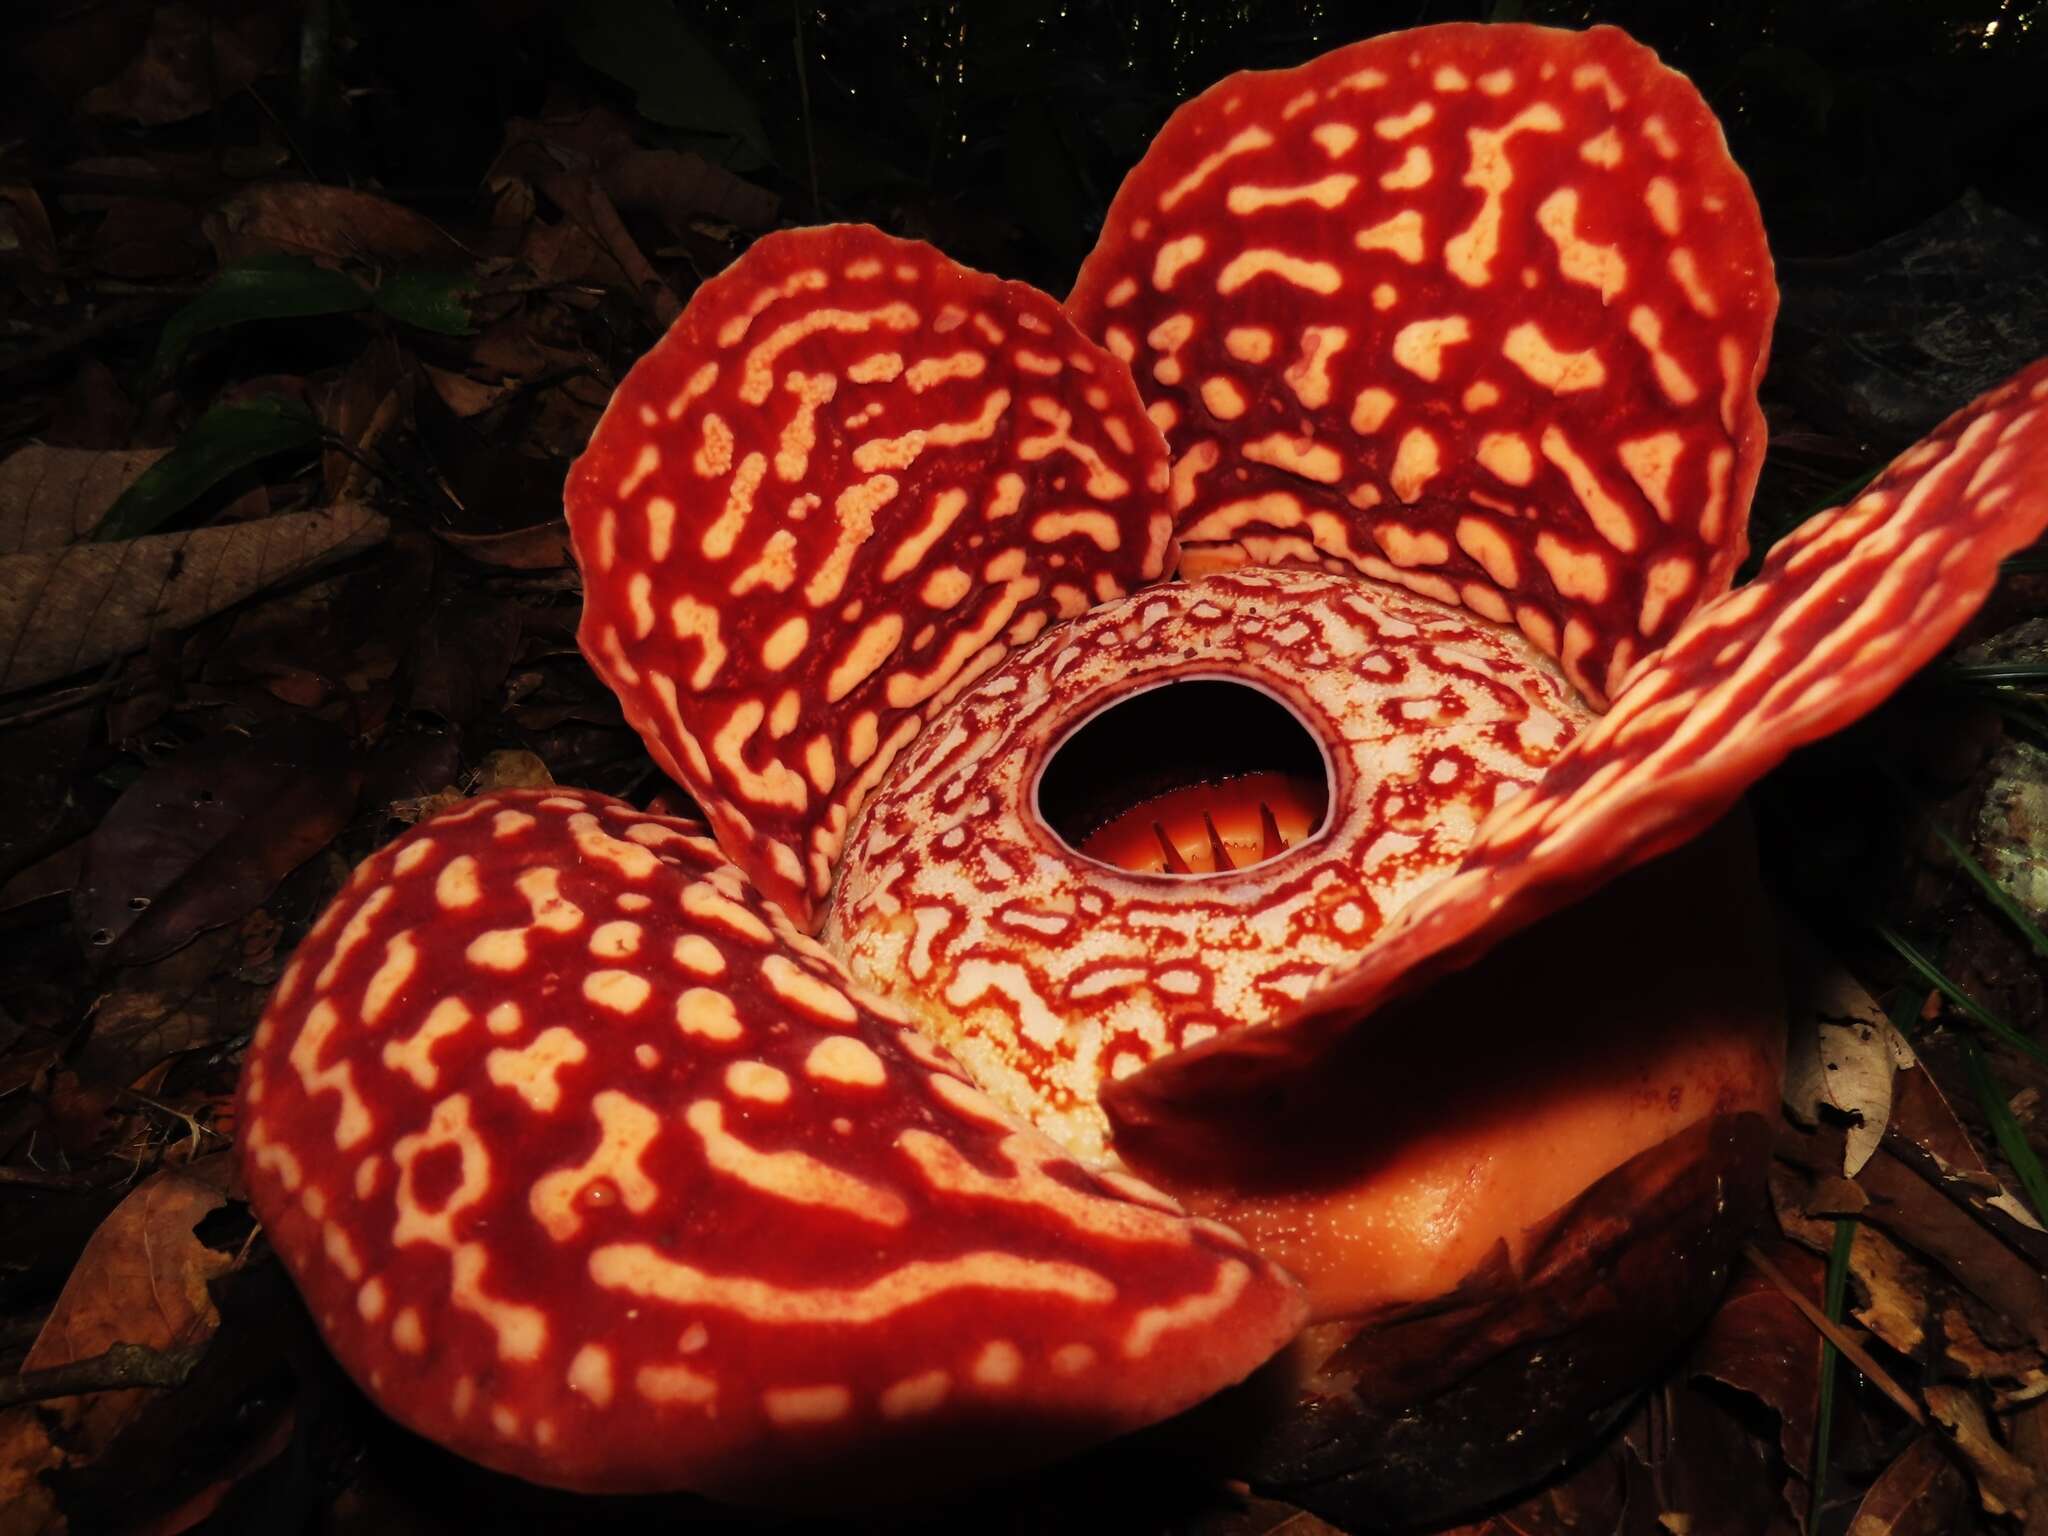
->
<box><xmin>1844</xmin><ymin>1433</ymin><xmax>1968</xmax><ymax>1536</ymax></box>
<box><xmin>1782</xmin><ymin>931</ymin><xmax>1914</xmax><ymax>1176</ymax></box>
<box><xmin>0</xmin><ymin>502</ymin><xmax>388</xmax><ymax>694</ymax></box>
<box><xmin>0</xmin><ymin>1165</ymin><xmax>231</xmax><ymax>1536</ymax></box>
<box><xmin>1691</xmin><ymin>1241</ymin><xmax>1824</xmax><ymax>1479</ymax></box>
<box><xmin>203</xmin><ymin>184</ymin><xmax>470</xmax><ymax>268</ymax></box>
<box><xmin>1850</xmin><ymin>1223</ymin><xmax>1932</xmax><ymax>1357</ymax></box>
<box><xmin>77</xmin><ymin>2</ymin><xmax>285</xmax><ymax>127</ymax></box>
<box><xmin>1891</xmin><ymin>1059</ymin><xmax>2048</xmax><ymax>1240</ymax></box>
<box><xmin>1926</xmin><ymin>1384</ymin><xmax>2037</xmax><ymax>1516</ymax></box>
<box><xmin>0</xmin><ymin>446</ymin><xmax>167</xmax><ymax>553</ymax></box>
<box><xmin>74</xmin><ymin>718</ymin><xmax>363</xmax><ymax>966</ymax></box>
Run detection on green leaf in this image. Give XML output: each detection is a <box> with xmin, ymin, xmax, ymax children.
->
<box><xmin>154</xmin><ymin>255</ymin><xmax>369</xmax><ymax>378</ymax></box>
<box><xmin>1808</xmin><ymin>1216</ymin><xmax>1857</xmax><ymax>1536</ymax></box>
<box><xmin>1960</xmin><ymin>1038</ymin><xmax>2048</xmax><ymax>1226</ymax></box>
<box><xmin>1874</xmin><ymin>922</ymin><xmax>2048</xmax><ymax>1068</ymax></box>
<box><xmin>373</xmin><ymin>270</ymin><xmax>476</xmax><ymax>336</ymax></box>
<box><xmin>1927</xmin><ymin>819</ymin><xmax>2048</xmax><ymax>964</ymax></box>
<box><xmin>91</xmin><ymin>400</ymin><xmax>324</xmax><ymax>542</ymax></box>
<box><xmin>566</xmin><ymin>0</ymin><xmax>774</xmax><ymax>170</ymax></box>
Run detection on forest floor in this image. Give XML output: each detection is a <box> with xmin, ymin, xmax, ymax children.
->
<box><xmin>3</xmin><ymin>4</ymin><xmax>2048</xmax><ymax>1534</ymax></box>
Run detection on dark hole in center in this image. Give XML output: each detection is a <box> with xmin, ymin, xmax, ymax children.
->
<box><xmin>1036</xmin><ymin>678</ymin><xmax>1331</xmax><ymax>875</ymax></box>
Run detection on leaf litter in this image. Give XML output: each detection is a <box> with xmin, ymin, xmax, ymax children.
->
<box><xmin>1</xmin><ymin>4</ymin><xmax>2046</xmax><ymax>1533</ymax></box>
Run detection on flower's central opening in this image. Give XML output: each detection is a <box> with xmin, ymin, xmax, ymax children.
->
<box><xmin>1035</xmin><ymin>676</ymin><xmax>1332</xmax><ymax>876</ymax></box>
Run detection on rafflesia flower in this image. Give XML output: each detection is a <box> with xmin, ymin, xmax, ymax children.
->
<box><xmin>237</xmin><ymin>21</ymin><xmax>2048</xmax><ymax>1525</ymax></box>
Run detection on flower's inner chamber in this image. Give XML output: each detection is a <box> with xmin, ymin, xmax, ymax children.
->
<box><xmin>1037</xmin><ymin>678</ymin><xmax>1330</xmax><ymax>876</ymax></box>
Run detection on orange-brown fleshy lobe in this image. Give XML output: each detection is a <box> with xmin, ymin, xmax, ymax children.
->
<box><xmin>825</xmin><ymin>567</ymin><xmax>1591</xmax><ymax>1162</ymax></box>
<box><xmin>566</xmin><ymin>224</ymin><xmax>1176</xmax><ymax>931</ymax></box>
<box><xmin>1108</xmin><ymin>354</ymin><xmax>2048</xmax><ymax>1143</ymax></box>
<box><xmin>1067</xmin><ymin>22</ymin><xmax>1775</xmax><ymax>705</ymax></box>
<box><xmin>238</xmin><ymin>789</ymin><xmax>1302</xmax><ymax>1503</ymax></box>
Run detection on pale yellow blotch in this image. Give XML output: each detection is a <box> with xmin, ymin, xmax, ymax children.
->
<box><xmin>1052</xmin><ymin>1344</ymin><xmax>1095</xmax><ymax>1376</ymax></box>
<box><xmin>1124</xmin><ymin>1259</ymin><xmax>1251</xmax><ymax>1357</ymax></box>
<box><xmin>1475</xmin><ymin>432</ymin><xmax>1535</xmax><ymax>486</ymax></box>
<box><xmin>986</xmin><ymin>471</ymin><xmax>1026</xmax><ymax>520</ymax></box>
<box><xmin>361</xmin><ymin>931</ymin><xmax>419</xmax><ymax>1025</ymax></box>
<box><xmin>381</xmin><ymin>997</ymin><xmax>473</xmax><ymax>1090</ymax></box>
<box><xmin>1617</xmin><ymin>431</ymin><xmax>1685</xmax><ymax>522</ymax></box>
<box><xmin>708</xmin><ymin>700</ymin><xmax>809</xmax><ymax>813</ymax></box>
<box><xmin>1478</xmin><ymin>68</ymin><xmax>1515</xmax><ymax>95</ymax></box>
<box><xmin>392</xmin><ymin>1307</ymin><xmax>426</xmax><ymax>1354</ymax></box>
<box><xmin>665</xmin><ymin>596</ymin><xmax>727</xmax><ymax>691</ymax></box>
<box><xmin>701</xmin><ymin>452</ymin><xmax>767</xmax><ymax>562</ymax></box>
<box><xmin>1216</xmin><ymin>250</ymin><xmax>1342</xmax><ymax>295</ymax></box>
<box><xmin>1645</xmin><ymin>176</ymin><xmax>1681</xmax><ymax>236</ymax></box>
<box><xmin>676</xmin><ymin>986</ymin><xmax>743</xmax><ymax>1042</ymax></box>
<box><xmin>1199</xmin><ymin>376</ymin><xmax>1247</xmax><ymax>420</ymax></box>
<box><xmin>569</xmin><ymin>1344</ymin><xmax>616</xmax><ymax>1408</ymax></box>
<box><xmin>693</xmin><ymin>413</ymin><xmax>733</xmax><ymax>477</ymax></box>
<box><xmin>589</xmin><ymin>920</ymin><xmax>642</xmax><ymax>960</ymax></box>
<box><xmin>1283</xmin><ymin>325</ymin><xmax>1347</xmax><ymax>410</ymax></box>
<box><xmin>486</xmin><ymin>1026</ymin><xmax>589</xmax><ymax>1113</ymax></box>
<box><xmin>392</xmin><ymin>838</ymin><xmax>436</xmax><ymax>877</ymax></box>
<box><xmin>760</xmin><ymin>953</ymin><xmax>858</xmax><ymax>1026</ymax></box>
<box><xmin>1243</xmin><ymin>434</ymin><xmax>1343</xmax><ymax>484</ymax></box>
<box><xmin>1157</xmin><ymin>125</ymin><xmax>1275</xmax><ymax>211</ymax></box>
<box><xmin>1540</xmin><ymin>426</ymin><xmax>1639</xmax><ymax>551</ymax></box>
<box><xmin>768</xmin><ymin>689</ymin><xmax>800</xmax><ymax>739</ymax></box>
<box><xmin>825</xmin><ymin>613</ymin><xmax>905</xmax><ymax>703</ymax></box>
<box><xmin>667</xmin><ymin>361</ymin><xmax>718</xmax><ymax>421</ymax></box>
<box><xmin>1444</xmin><ymin>103</ymin><xmax>1565</xmax><ymax>286</ymax></box>
<box><xmin>617</xmin><ymin>444</ymin><xmax>659</xmax><ymax>499</ymax></box>
<box><xmin>492</xmin><ymin>810</ymin><xmax>536</xmax><ymax>840</ymax></box>
<box><xmin>972</xmin><ymin>1340</ymin><xmax>1023</xmax><ymax>1389</ymax></box>
<box><xmin>1626</xmin><ymin>305</ymin><xmax>1699</xmax><ymax>405</ymax></box>
<box><xmin>725</xmin><ymin>1060</ymin><xmax>791</xmax><ymax>1105</ymax></box>
<box><xmin>639</xmin><ymin>1363</ymin><xmax>717</xmax><ymax>1407</ymax></box>
<box><xmin>846</xmin><ymin>351</ymin><xmax>903</xmax><ymax>384</ymax></box>
<box><xmin>881</xmin><ymin>487</ymin><xmax>970</xmax><ymax>581</ymax></box>
<box><xmin>1378</xmin><ymin>145</ymin><xmax>1432</xmax><ymax>191</ymax></box>
<box><xmin>1501</xmin><ymin>322</ymin><xmax>1606</xmax><ymax>393</ymax></box>
<box><xmin>1349</xmin><ymin>387</ymin><xmax>1396</xmax><ymax>434</ymax></box>
<box><xmin>1533</xmin><ymin>530</ymin><xmax>1614</xmax><ymax>602</ymax></box>
<box><xmin>584</xmin><ymin>968</ymin><xmax>652</xmax><ymax>1015</ymax></box>
<box><xmin>686</xmin><ymin>1100</ymin><xmax>907</xmax><ymax>1226</ymax></box>
<box><xmin>1374</xmin><ymin>522</ymin><xmax>1451</xmax><ymax>566</ymax></box>
<box><xmin>1390</xmin><ymin>315</ymin><xmax>1471</xmax><ymax>381</ymax></box>
<box><xmin>805</xmin><ymin>473</ymin><xmax>902</xmax><ymax>608</ymax></box>
<box><xmin>774</xmin><ymin>371</ymin><xmax>838</xmax><ymax>482</ymax></box>
<box><xmin>880</xmin><ymin>1369</ymin><xmax>950</xmax><ymax>1419</ymax></box>
<box><xmin>1031</xmin><ymin>510</ymin><xmax>1120</xmax><ymax>550</ymax></box>
<box><xmin>1223</xmin><ymin>328</ymin><xmax>1274</xmax><ymax>365</ymax></box>
<box><xmin>1151</xmin><ymin>233</ymin><xmax>1207</xmax><ymax>290</ymax></box>
<box><xmin>1374</xmin><ymin>101</ymin><xmax>1435</xmax><ymax>139</ymax></box>
<box><xmin>1462</xmin><ymin>379</ymin><xmax>1501</xmax><ymax>411</ymax></box>
<box><xmin>920</xmin><ymin>565</ymin><xmax>972</xmax><ymax>608</ymax></box>
<box><xmin>763</xmin><ymin>1385</ymin><xmax>849</xmax><ymax>1426</ymax></box>
<box><xmin>1310</xmin><ymin>122</ymin><xmax>1358</xmax><ymax>158</ymax></box>
<box><xmin>803</xmin><ymin>1035</ymin><xmax>887</xmax><ymax>1088</ymax></box>
<box><xmin>803</xmin><ymin>736</ymin><xmax>837</xmax><ymax>794</ymax></box>
<box><xmin>1389</xmin><ymin>427</ymin><xmax>1441</xmax><ymax>503</ymax></box>
<box><xmin>1101</xmin><ymin>277</ymin><xmax>1138</xmax><ymax>308</ymax></box>
<box><xmin>1579</xmin><ymin>127</ymin><xmax>1623</xmax><ymax>168</ymax></box>
<box><xmin>358</xmin><ymin>1276</ymin><xmax>387</xmax><ymax>1322</ymax></box>
<box><xmin>644</xmin><ymin>497</ymin><xmax>676</xmax><ymax>562</ymax></box>
<box><xmin>1535</xmin><ymin>188</ymin><xmax>1628</xmax><ymax>301</ymax></box>
<box><xmin>531</xmin><ymin>1090</ymin><xmax>662</xmax><ymax>1241</ymax></box>
<box><xmin>904</xmin><ymin>350</ymin><xmax>988</xmax><ymax>394</ymax></box>
<box><xmin>1644</xmin><ymin>115</ymin><xmax>1679</xmax><ymax>158</ymax></box>
<box><xmin>1224</xmin><ymin>174</ymin><xmax>1357</xmax><ymax>214</ymax></box>
<box><xmin>1638</xmin><ymin>554</ymin><xmax>1698</xmax><ymax>636</ymax></box>
<box><xmin>739</xmin><ymin>302</ymin><xmax>919</xmax><ymax>406</ymax></box>
<box><xmin>1371</xmin><ymin>282</ymin><xmax>1397</xmax><ymax>311</ymax></box>
<box><xmin>760</xmin><ymin>614</ymin><xmax>809</xmax><ymax>674</ymax></box>
<box><xmin>435</xmin><ymin>855</ymin><xmax>481</xmax><ymax>910</ymax></box>
<box><xmin>1668</xmin><ymin>248</ymin><xmax>1719</xmax><ymax>317</ymax></box>
<box><xmin>1353</xmin><ymin>210</ymin><xmax>1425</xmax><ymax>265</ymax></box>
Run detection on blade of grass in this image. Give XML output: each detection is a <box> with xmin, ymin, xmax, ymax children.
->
<box><xmin>1944</xmin><ymin>662</ymin><xmax>2048</xmax><ymax>686</ymax></box>
<box><xmin>1807</xmin><ymin>1217</ymin><xmax>1858</xmax><ymax>1535</ymax></box>
<box><xmin>1926</xmin><ymin>820</ymin><xmax>2048</xmax><ymax>964</ymax></box>
<box><xmin>154</xmin><ymin>255</ymin><xmax>368</xmax><ymax>378</ymax></box>
<box><xmin>1873</xmin><ymin>922</ymin><xmax>2048</xmax><ymax>1068</ymax></box>
<box><xmin>1959</xmin><ymin>1038</ymin><xmax>2048</xmax><ymax>1226</ymax></box>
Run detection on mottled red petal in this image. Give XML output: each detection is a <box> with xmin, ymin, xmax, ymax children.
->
<box><xmin>567</xmin><ymin>224</ymin><xmax>1174</xmax><ymax>929</ymax></box>
<box><xmin>239</xmin><ymin>789</ymin><xmax>1301</xmax><ymax>1503</ymax></box>
<box><xmin>1068</xmin><ymin>23</ymin><xmax>1775</xmax><ymax>705</ymax></box>
<box><xmin>1107</xmin><ymin>355</ymin><xmax>2048</xmax><ymax>1139</ymax></box>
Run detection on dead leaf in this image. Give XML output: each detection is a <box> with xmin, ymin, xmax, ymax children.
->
<box><xmin>1692</xmin><ymin>1241</ymin><xmax>1824</xmax><ymax>1479</ymax></box>
<box><xmin>1850</xmin><ymin>1223</ymin><xmax>1932</xmax><ymax>1356</ymax></box>
<box><xmin>203</xmin><ymin>184</ymin><xmax>470</xmax><ymax>268</ymax></box>
<box><xmin>1941</xmin><ymin>1301</ymin><xmax>2048</xmax><ymax>1404</ymax></box>
<box><xmin>0</xmin><ymin>1166</ymin><xmax>231</xmax><ymax>1536</ymax></box>
<box><xmin>1927</xmin><ymin>1383</ymin><xmax>2038</xmax><ymax>1515</ymax></box>
<box><xmin>74</xmin><ymin>718</ymin><xmax>362</xmax><ymax>965</ymax></box>
<box><xmin>1891</xmin><ymin>1058</ymin><xmax>2048</xmax><ymax>1238</ymax></box>
<box><xmin>2010</xmin><ymin>1394</ymin><xmax>2048</xmax><ymax>1528</ymax></box>
<box><xmin>1782</xmin><ymin>931</ymin><xmax>1911</xmax><ymax>1176</ymax></box>
<box><xmin>79</xmin><ymin>3</ymin><xmax>285</xmax><ymax>126</ymax></box>
<box><xmin>1844</xmin><ymin>1434</ymin><xmax>1968</xmax><ymax>1535</ymax></box>
<box><xmin>0</xmin><ymin>446</ymin><xmax>169</xmax><ymax>553</ymax></box>
<box><xmin>423</xmin><ymin>364</ymin><xmax>512</xmax><ymax>419</ymax></box>
<box><xmin>0</xmin><ymin>503</ymin><xmax>389</xmax><ymax>694</ymax></box>
<box><xmin>437</xmin><ymin>518</ymin><xmax>572</xmax><ymax>570</ymax></box>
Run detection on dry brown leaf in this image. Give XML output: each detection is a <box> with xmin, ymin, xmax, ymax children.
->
<box><xmin>1941</xmin><ymin>1301</ymin><xmax>2048</xmax><ymax>1405</ymax></box>
<box><xmin>203</xmin><ymin>183</ymin><xmax>469</xmax><ymax>268</ymax></box>
<box><xmin>1845</xmin><ymin>1434</ymin><xmax>1968</xmax><ymax>1535</ymax></box>
<box><xmin>0</xmin><ymin>445</ymin><xmax>168</xmax><ymax>552</ymax></box>
<box><xmin>0</xmin><ymin>503</ymin><xmax>388</xmax><ymax>694</ymax></box>
<box><xmin>423</xmin><ymin>364</ymin><xmax>512</xmax><ymax>419</ymax></box>
<box><xmin>437</xmin><ymin>519</ymin><xmax>573</xmax><ymax>570</ymax></box>
<box><xmin>1929</xmin><ymin>1384</ymin><xmax>2038</xmax><ymax>1515</ymax></box>
<box><xmin>1851</xmin><ymin>1223</ymin><xmax>1932</xmax><ymax>1356</ymax></box>
<box><xmin>2010</xmin><ymin>1395</ymin><xmax>2048</xmax><ymax>1528</ymax></box>
<box><xmin>79</xmin><ymin>3</ymin><xmax>284</xmax><ymax>126</ymax></box>
<box><xmin>1781</xmin><ymin>928</ymin><xmax>1910</xmax><ymax>1176</ymax></box>
<box><xmin>0</xmin><ymin>1165</ymin><xmax>231</xmax><ymax>1536</ymax></box>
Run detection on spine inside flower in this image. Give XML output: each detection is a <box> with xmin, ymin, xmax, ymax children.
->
<box><xmin>1078</xmin><ymin>771</ymin><xmax>1325</xmax><ymax>874</ymax></box>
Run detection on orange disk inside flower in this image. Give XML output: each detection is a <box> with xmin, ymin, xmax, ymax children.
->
<box><xmin>1079</xmin><ymin>771</ymin><xmax>1326</xmax><ymax>876</ymax></box>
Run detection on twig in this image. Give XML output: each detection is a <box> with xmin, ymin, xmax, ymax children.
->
<box><xmin>1743</xmin><ymin>1242</ymin><xmax>1925</xmax><ymax>1426</ymax></box>
<box><xmin>0</xmin><ymin>1340</ymin><xmax>203</xmax><ymax>1410</ymax></box>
